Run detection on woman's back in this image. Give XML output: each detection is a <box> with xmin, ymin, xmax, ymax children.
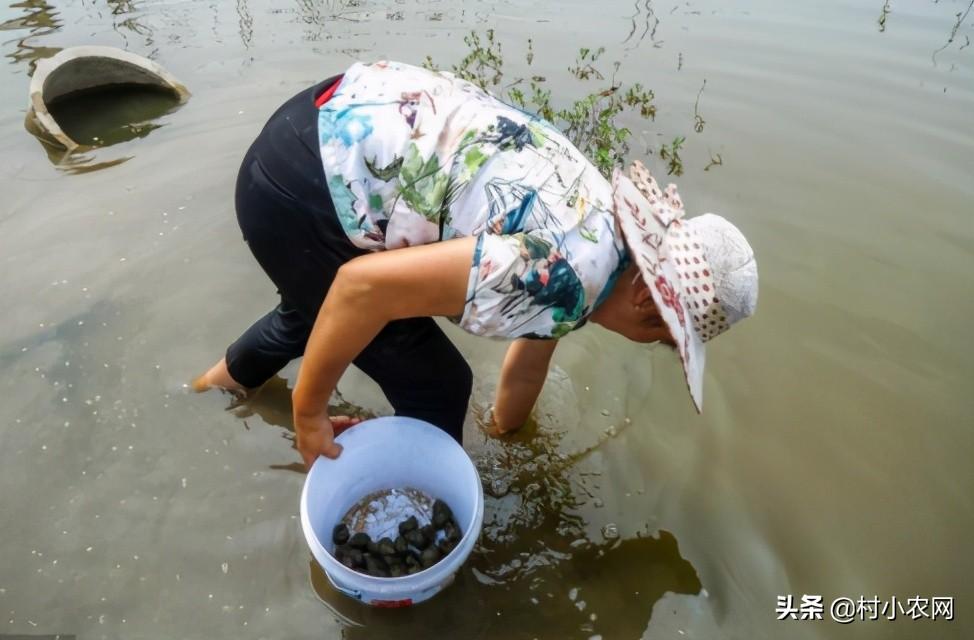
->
<box><xmin>318</xmin><ymin>60</ymin><xmax>628</xmax><ymax>337</ymax></box>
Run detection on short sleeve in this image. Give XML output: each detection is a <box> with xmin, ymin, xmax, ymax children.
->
<box><xmin>457</xmin><ymin>230</ymin><xmax>589</xmax><ymax>338</ymax></box>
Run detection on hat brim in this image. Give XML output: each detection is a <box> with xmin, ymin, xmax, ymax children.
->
<box><xmin>611</xmin><ymin>168</ymin><xmax>705</xmax><ymax>413</ymax></box>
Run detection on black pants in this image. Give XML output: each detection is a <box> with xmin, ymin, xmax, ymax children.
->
<box><xmin>225</xmin><ymin>77</ymin><xmax>471</xmax><ymax>443</ymax></box>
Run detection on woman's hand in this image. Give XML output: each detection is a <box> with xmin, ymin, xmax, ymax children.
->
<box><xmin>484</xmin><ymin>406</ymin><xmax>519</xmax><ymax>437</ymax></box>
<box><xmin>291</xmin><ymin>237</ymin><xmax>474</xmax><ymax>469</ymax></box>
<box><xmin>489</xmin><ymin>338</ymin><xmax>558</xmax><ymax>435</ymax></box>
<box><xmin>295</xmin><ymin>413</ymin><xmax>363</xmax><ymax>469</ymax></box>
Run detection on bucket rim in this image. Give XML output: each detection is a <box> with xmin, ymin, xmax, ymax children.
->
<box><xmin>299</xmin><ymin>416</ymin><xmax>484</xmax><ymax>592</ymax></box>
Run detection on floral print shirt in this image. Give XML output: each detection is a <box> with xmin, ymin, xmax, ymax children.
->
<box><xmin>318</xmin><ymin>61</ymin><xmax>629</xmax><ymax>338</ymax></box>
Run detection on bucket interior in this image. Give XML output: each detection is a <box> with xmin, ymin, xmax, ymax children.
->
<box><xmin>304</xmin><ymin>419</ymin><xmax>480</xmax><ymax>557</ymax></box>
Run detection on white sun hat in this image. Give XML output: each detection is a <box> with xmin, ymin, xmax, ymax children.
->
<box><xmin>611</xmin><ymin>160</ymin><xmax>758</xmax><ymax>412</ymax></box>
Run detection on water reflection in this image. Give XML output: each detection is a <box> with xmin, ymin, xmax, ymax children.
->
<box><xmin>0</xmin><ymin>1</ymin><xmax>969</xmax><ymax>637</ymax></box>
<box><xmin>311</xmin><ymin>531</ymin><xmax>700</xmax><ymax>639</ymax></box>
<box><xmin>227</xmin><ymin>369</ymin><xmax>702</xmax><ymax>635</ymax></box>
<box><xmin>46</xmin><ymin>84</ymin><xmax>180</xmax><ymax>147</ymax></box>
<box><xmin>876</xmin><ymin>0</ymin><xmax>974</xmax><ymax>67</ymax></box>
<box><xmin>307</xmin><ymin>409</ymin><xmax>700</xmax><ymax>637</ymax></box>
<box><xmin>228</xmin><ymin>376</ymin><xmax>307</xmax><ymax>473</ymax></box>
<box><xmin>0</xmin><ymin>0</ymin><xmax>62</xmax><ymax>72</ymax></box>
<box><xmin>931</xmin><ymin>0</ymin><xmax>973</xmax><ymax>65</ymax></box>
<box><xmin>40</xmin><ymin>149</ymin><xmax>132</xmax><ymax>174</ymax></box>
<box><xmin>24</xmin><ymin>81</ymin><xmax>182</xmax><ymax>172</ymax></box>
<box><xmin>290</xmin><ymin>0</ymin><xmax>370</xmax><ymax>42</ymax></box>
<box><xmin>228</xmin><ymin>376</ymin><xmax>374</xmax><ymax>474</ymax></box>
<box><xmin>624</xmin><ymin>0</ymin><xmax>661</xmax><ymax>49</ymax></box>
<box><xmin>237</xmin><ymin>0</ymin><xmax>254</xmax><ymax>49</ymax></box>
<box><xmin>22</xmin><ymin>109</ymin><xmax>133</xmax><ymax>172</ymax></box>
<box><xmin>105</xmin><ymin>0</ymin><xmax>155</xmax><ymax>52</ymax></box>
<box><xmin>1</xmin><ymin>0</ymin><xmax>154</xmax><ymax>74</ymax></box>
<box><xmin>878</xmin><ymin>0</ymin><xmax>891</xmax><ymax>32</ymax></box>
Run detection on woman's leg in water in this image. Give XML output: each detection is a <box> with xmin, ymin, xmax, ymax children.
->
<box><xmin>194</xmin><ymin>76</ymin><xmax>354</xmax><ymax>394</ymax></box>
<box><xmin>353</xmin><ymin>318</ymin><xmax>472</xmax><ymax>444</ymax></box>
<box><xmin>193</xmin><ymin>77</ymin><xmax>472</xmax><ymax>442</ymax></box>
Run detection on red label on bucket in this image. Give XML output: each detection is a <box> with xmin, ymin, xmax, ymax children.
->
<box><xmin>370</xmin><ymin>598</ymin><xmax>413</xmax><ymax>608</ymax></box>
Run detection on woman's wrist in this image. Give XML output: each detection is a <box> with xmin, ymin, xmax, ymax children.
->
<box><xmin>486</xmin><ymin>403</ymin><xmax>522</xmax><ymax>435</ymax></box>
<box><xmin>486</xmin><ymin>404</ymin><xmax>499</xmax><ymax>430</ymax></box>
<box><xmin>292</xmin><ymin>385</ymin><xmax>329</xmax><ymax>424</ymax></box>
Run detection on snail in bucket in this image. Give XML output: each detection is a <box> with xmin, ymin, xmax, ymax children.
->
<box><xmin>331</xmin><ymin>499</ymin><xmax>462</xmax><ymax>577</ymax></box>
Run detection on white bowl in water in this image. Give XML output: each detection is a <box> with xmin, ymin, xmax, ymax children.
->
<box><xmin>300</xmin><ymin>416</ymin><xmax>484</xmax><ymax>607</ymax></box>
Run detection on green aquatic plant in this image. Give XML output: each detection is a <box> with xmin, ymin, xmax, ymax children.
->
<box><xmin>931</xmin><ymin>0</ymin><xmax>973</xmax><ymax>63</ymax></box>
<box><xmin>693</xmin><ymin>79</ymin><xmax>707</xmax><ymax>133</ymax></box>
<box><xmin>659</xmin><ymin>135</ymin><xmax>685</xmax><ymax>177</ymax></box>
<box><xmin>878</xmin><ymin>0</ymin><xmax>891</xmax><ymax>33</ymax></box>
<box><xmin>427</xmin><ymin>31</ymin><xmax>707</xmax><ymax>178</ymax></box>
<box><xmin>510</xmin><ymin>45</ymin><xmax>657</xmax><ymax>178</ymax></box>
<box><xmin>704</xmin><ymin>152</ymin><xmax>723</xmax><ymax>172</ymax></box>
<box><xmin>423</xmin><ymin>28</ymin><xmax>505</xmax><ymax>90</ymax></box>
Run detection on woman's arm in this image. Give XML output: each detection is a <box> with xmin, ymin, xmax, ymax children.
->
<box><xmin>489</xmin><ymin>338</ymin><xmax>558</xmax><ymax>434</ymax></box>
<box><xmin>292</xmin><ymin>236</ymin><xmax>475</xmax><ymax>468</ymax></box>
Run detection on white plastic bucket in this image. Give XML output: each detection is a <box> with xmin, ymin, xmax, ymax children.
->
<box><xmin>300</xmin><ymin>416</ymin><xmax>484</xmax><ymax>607</ymax></box>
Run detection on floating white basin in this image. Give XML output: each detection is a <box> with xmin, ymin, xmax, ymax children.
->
<box><xmin>27</xmin><ymin>45</ymin><xmax>190</xmax><ymax>151</ymax></box>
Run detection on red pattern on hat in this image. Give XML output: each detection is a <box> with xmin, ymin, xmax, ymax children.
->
<box><xmin>654</xmin><ymin>276</ymin><xmax>685</xmax><ymax>329</ymax></box>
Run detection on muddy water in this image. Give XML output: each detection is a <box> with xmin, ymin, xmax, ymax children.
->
<box><xmin>1</xmin><ymin>1</ymin><xmax>972</xmax><ymax>639</ymax></box>
<box><xmin>46</xmin><ymin>85</ymin><xmax>182</xmax><ymax>147</ymax></box>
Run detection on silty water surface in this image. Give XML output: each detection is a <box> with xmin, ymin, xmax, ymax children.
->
<box><xmin>0</xmin><ymin>1</ymin><xmax>971</xmax><ymax>639</ymax></box>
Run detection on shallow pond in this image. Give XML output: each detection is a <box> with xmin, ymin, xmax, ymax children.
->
<box><xmin>0</xmin><ymin>1</ymin><xmax>971</xmax><ymax>639</ymax></box>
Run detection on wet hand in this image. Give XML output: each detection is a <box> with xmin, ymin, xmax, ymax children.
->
<box><xmin>486</xmin><ymin>421</ymin><xmax>521</xmax><ymax>437</ymax></box>
<box><xmin>295</xmin><ymin>413</ymin><xmax>363</xmax><ymax>469</ymax></box>
<box><xmin>483</xmin><ymin>405</ymin><xmax>523</xmax><ymax>437</ymax></box>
